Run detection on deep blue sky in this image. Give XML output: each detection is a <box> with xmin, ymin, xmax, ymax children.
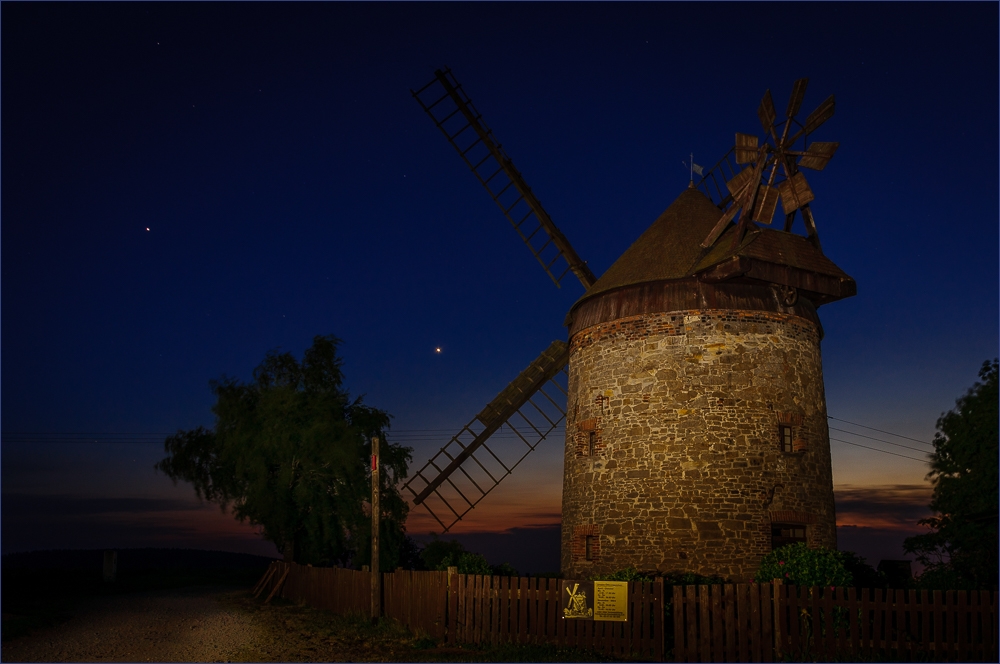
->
<box><xmin>2</xmin><ymin>2</ymin><xmax>997</xmax><ymax>571</ymax></box>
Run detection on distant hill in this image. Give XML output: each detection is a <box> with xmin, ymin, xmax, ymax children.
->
<box><xmin>2</xmin><ymin>548</ymin><xmax>277</xmax><ymax>571</ymax></box>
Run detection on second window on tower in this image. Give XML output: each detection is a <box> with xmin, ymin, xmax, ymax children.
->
<box><xmin>779</xmin><ymin>425</ymin><xmax>793</xmax><ymax>453</ymax></box>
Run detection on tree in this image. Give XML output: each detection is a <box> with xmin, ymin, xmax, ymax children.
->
<box><xmin>838</xmin><ymin>550</ymin><xmax>887</xmax><ymax>589</ymax></box>
<box><xmin>418</xmin><ymin>537</ymin><xmax>518</xmax><ymax>576</ymax></box>
<box><xmin>155</xmin><ymin>335</ymin><xmax>412</xmax><ymax>568</ymax></box>
<box><xmin>419</xmin><ymin>538</ymin><xmax>466</xmax><ymax>571</ymax></box>
<box><xmin>904</xmin><ymin>359</ymin><xmax>998</xmax><ymax>589</ymax></box>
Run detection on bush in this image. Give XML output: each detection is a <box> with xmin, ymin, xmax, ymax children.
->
<box><xmin>435</xmin><ymin>551</ymin><xmax>492</xmax><ymax>575</ymax></box>
<box><xmin>660</xmin><ymin>571</ymin><xmax>727</xmax><ymax>586</ymax></box>
<box><xmin>754</xmin><ymin>543</ymin><xmax>853</xmax><ymax>588</ymax></box>
<box><xmin>491</xmin><ymin>562</ymin><xmax>519</xmax><ymax>577</ymax></box>
<box><xmin>591</xmin><ymin>566</ymin><xmax>652</xmax><ymax>582</ymax></box>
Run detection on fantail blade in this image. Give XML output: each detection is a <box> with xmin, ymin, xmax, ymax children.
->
<box><xmin>758</xmin><ymin>89</ymin><xmax>777</xmax><ymax>137</ymax></box>
<box><xmin>798</xmin><ymin>141</ymin><xmax>839</xmax><ymax>170</ymax></box>
<box><xmin>726</xmin><ymin>167</ymin><xmax>757</xmax><ymax>198</ymax></box>
<box><xmin>777</xmin><ymin>171</ymin><xmax>815</xmax><ymax>215</ymax></box>
<box><xmin>786</xmin><ymin>78</ymin><xmax>809</xmax><ymax>118</ymax></box>
<box><xmin>735</xmin><ymin>133</ymin><xmax>759</xmax><ymax>164</ymax></box>
<box><xmin>752</xmin><ymin>185</ymin><xmax>779</xmax><ymax>225</ymax></box>
<box><xmin>803</xmin><ymin>95</ymin><xmax>835</xmax><ymax>135</ymax></box>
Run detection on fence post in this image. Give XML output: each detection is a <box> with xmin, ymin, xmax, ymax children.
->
<box><xmin>654</xmin><ymin>577</ymin><xmax>664</xmax><ymax>662</ymax></box>
<box><xmin>447</xmin><ymin>566</ymin><xmax>458</xmax><ymax>643</ymax></box>
<box><xmin>773</xmin><ymin>579</ymin><xmax>783</xmax><ymax>661</ymax></box>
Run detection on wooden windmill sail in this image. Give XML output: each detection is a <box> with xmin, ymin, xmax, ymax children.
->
<box><xmin>403</xmin><ymin>69</ymin><xmax>593</xmax><ymax>532</ymax></box>
<box><xmin>404</xmin><ymin>70</ymin><xmax>851</xmax><ymax>542</ymax></box>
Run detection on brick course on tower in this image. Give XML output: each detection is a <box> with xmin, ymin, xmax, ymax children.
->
<box><xmin>560</xmin><ymin>187</ymin><xmax>856</xmax><ymax>581</ymax></box>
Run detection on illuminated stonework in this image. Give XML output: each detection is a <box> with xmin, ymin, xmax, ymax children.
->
<box><xmin>560</xmin><ymin>309</ymin><xmax>837</xmax><ymax>581</ymax></box>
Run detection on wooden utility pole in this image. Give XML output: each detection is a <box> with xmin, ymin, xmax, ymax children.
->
<box><xmin>370</xmin><ymin>435</ymin><xmax>380</xmax><ymax>621</ymax></box>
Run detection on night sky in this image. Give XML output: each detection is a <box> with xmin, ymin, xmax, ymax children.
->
<box><xmin>3</xmin><ymin>2</ymin><xmax>997</xmax><ymax>575</ymax></box>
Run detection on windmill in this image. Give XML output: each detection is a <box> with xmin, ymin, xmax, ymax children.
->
<box><xmin>403</xmin><ymin>69</ymin><xmax>856</xmax><ymax>580</ymax></box>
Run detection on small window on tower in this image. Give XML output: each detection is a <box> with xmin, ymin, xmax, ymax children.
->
<box><xmin>588</xmin><ymin>431</ymin><xmax>596</xmax><ymax>457</ymax></box>
<box><xmin>585</xmin><ymin>535</ymin><xmax>595</xmax><ymax>561</ymax></box>
<box><xmin>771</xmin><ymin>523</ymin><xmax>807</xmax><ymax>550</ymax></box>
<box><xmin>779</xmin><ymin>425</ymin><xmax>793</xmax><ymax>453</ymax></box>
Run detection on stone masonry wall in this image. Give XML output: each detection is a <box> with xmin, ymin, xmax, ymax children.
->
<box><xmin>561</xmin><ymin>309</ymin><xmax>837</xmax><ymax>581</ymax></box>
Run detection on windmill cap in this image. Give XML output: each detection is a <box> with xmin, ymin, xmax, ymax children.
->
<box><xmin>569</xmin><ymin>188</ymin><xmax>855</xmax><ymax>315</ymax></box>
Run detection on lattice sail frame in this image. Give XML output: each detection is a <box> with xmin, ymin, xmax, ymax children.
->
<box><xmin>401</xmin><ymin>340</ymin><xmax>569</xmax><ymax>533</ymax></box>
<box><xmin>412</xmin><ymin>68</ymin><xmax>596</xmax><ymax>290</ymax></box>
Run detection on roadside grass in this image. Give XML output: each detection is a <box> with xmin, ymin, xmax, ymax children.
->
<box><xmin>228</xmin><ymin>591</ymin><xmax>632</xmax><ymax>662</ymax></box>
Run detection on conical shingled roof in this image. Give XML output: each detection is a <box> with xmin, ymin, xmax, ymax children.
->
<box><xmin>574</xmin><ymin>187</ymin><xmax>855</xmax><ymax>310</ymax></box>
<box><xmin>579</xmin><ymin>188</ymin><xmax>723</xmax><ymax>299</ymax></box>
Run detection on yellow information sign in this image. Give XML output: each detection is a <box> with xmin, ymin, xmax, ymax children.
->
<box><xmin>593</xmin><ymin>581</ymin><xmax>628</xmax><ymax>622</ymax></box>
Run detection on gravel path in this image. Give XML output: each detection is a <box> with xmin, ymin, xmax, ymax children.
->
<box><xmin>2</xmin><ymin>586</ymin><xmax>271</xmax><ymax>663</ymax></box>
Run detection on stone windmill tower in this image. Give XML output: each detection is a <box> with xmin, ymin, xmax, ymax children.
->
<box><xmin>404</xmin><ymin>71</ymin><xmax>855</xmax><ymax>581</ymax></box>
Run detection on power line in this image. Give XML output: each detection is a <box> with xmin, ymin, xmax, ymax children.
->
<box><xmin>829</xmin><ymin>437</ymin><xmax>928</xmax><ymax>463</ymax></box>
<box><xmin>827</xmin><ymin>416</ymin><xmax>932</xmax><ymax>446</ymax></box>
<box><xmin>828</xmin><ymin>427</ymin><xmax>934</xmax><ymax>453</ymax></box>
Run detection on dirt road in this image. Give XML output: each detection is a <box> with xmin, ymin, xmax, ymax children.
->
<box><xmin>2</xmin><ymin>585</ymin><xmax>617</xmax><ymax>662</ymax></box>
<box><xmin>2</xmin><ymin>586</ymin><xmax>274</xmax><ymax>663</ymax></box>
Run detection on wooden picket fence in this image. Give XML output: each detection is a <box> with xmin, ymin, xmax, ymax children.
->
<box><xmin>775</xmin><ymin>585</ymin><xmax>998</xmax><ymax>663</ymax></box>
<box><xmin>255</xmin><ymin>562</ymin><xmax>663</xmax><ymax>659</ymax></box>
<box><xmin>383</xmin><ymin>568</ymin><xmax>448</xmax><ymax>639</ymax></box>
<box><xmin>673</xmin><ymin>581</ymin><xmax>998</xmax><ymax>662</ymax></box>
<box><xmin>673</xmin><ymin>582</ymin><xmax>776</xmax><ymax>662</ymax></box>
<box><xmin>449</xmin><ymin>574</ymin><xmax>664</xmax><ymax>660</ymax></box>
<box><xmin>255</xmin><ymin>561</ymin><xmax>369</xmax><ymax>614</ymax></box>
<box><xmin>255</xmin><ymin>563</ymin><xmax>998</xmax><ymax>662</ymax></box>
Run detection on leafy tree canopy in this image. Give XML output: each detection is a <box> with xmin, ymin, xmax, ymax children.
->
<box><xmin>155</xmin><ymin>335</ymin><xmax>412</xmax><ymax>568</ymax></box>
<box><xmin>904</xmin><ymin>359</ymin><xmax>998</xmax><ymax>590</ymax></box>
